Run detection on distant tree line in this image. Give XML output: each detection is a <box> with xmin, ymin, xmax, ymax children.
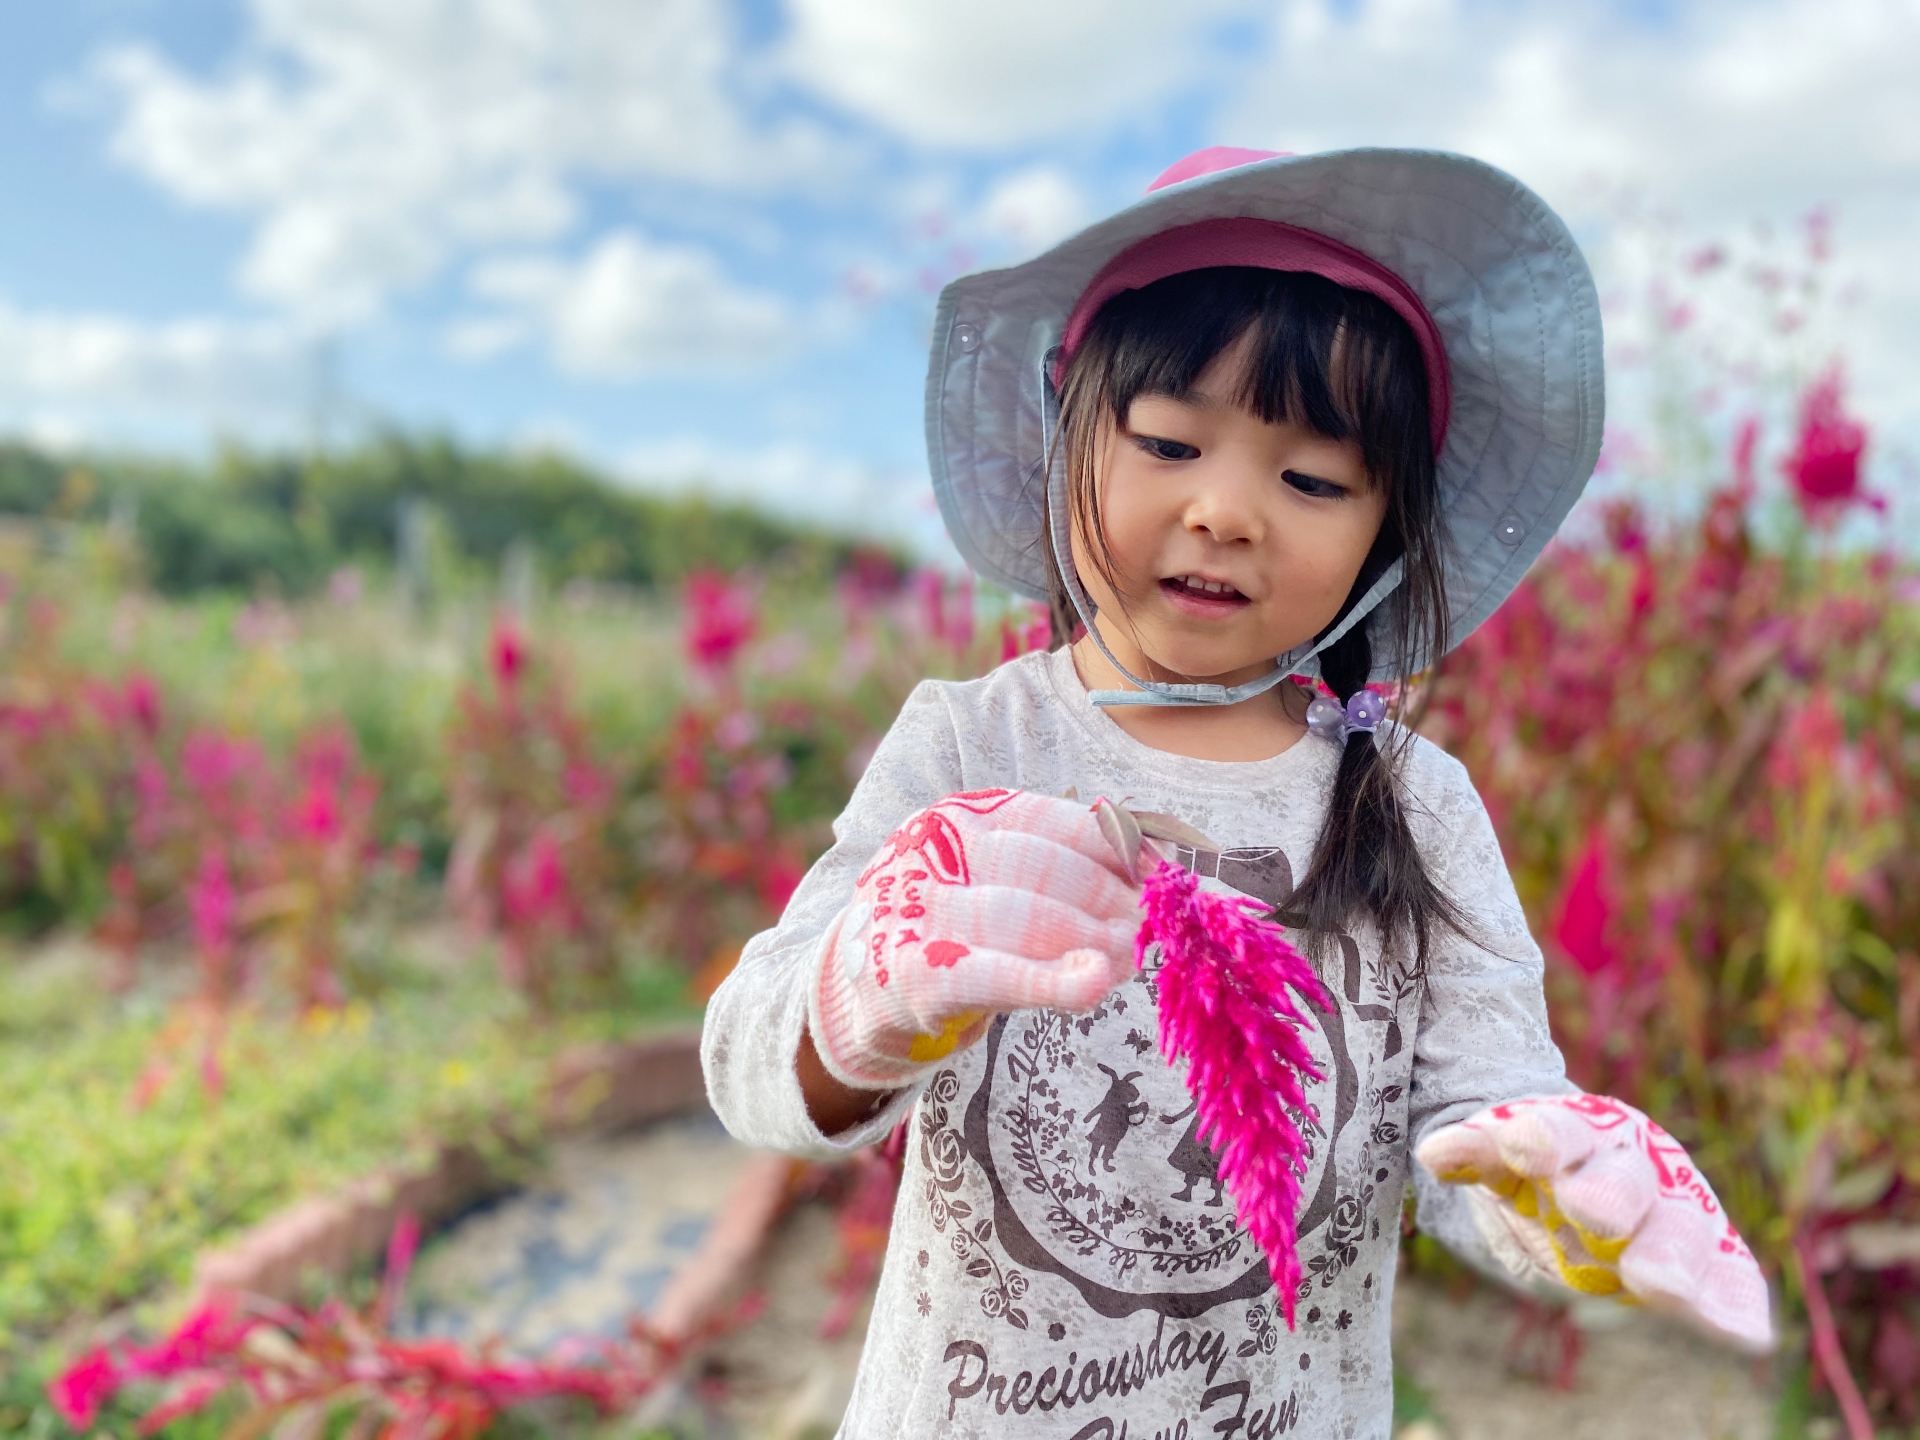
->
<box><xmin>0</xmin><ymin>434</ymin><xmax>879</xmax><ymax>596</ymax></box>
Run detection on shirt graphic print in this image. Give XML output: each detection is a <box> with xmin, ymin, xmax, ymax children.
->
<box><xmin>911</xmin><ymin>841</ymin><xmax>1417</xmax><ymax>1440</ymax></box>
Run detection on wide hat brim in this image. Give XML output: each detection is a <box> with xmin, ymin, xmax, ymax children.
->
<box><xmin>923</xmin><ymin>147</ymin><xmax>1605</xmax><ymax>679</ymax></box>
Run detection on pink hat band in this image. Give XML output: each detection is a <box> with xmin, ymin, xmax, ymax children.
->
<box><xmin>1055</xmin><ymin>214</ymin><xmax>1452</xmax><ymax>453</ymax></box>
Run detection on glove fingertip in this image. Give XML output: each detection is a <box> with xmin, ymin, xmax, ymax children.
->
<box><xmin>1414</xmin><ymin>1123</ymin><xmax>1499</xmax><ymax>1184</ymax></box>
<box><xmin>1054</xmin><ymin>947</ymin><xmax>1125</xmax><ymax>1011</ymax></box>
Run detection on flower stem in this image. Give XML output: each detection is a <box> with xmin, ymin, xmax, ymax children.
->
<box><xmin>1793</xmin><ymin>1229</ymin><xmax>1873</xmax><ymax>1440</ymax></box>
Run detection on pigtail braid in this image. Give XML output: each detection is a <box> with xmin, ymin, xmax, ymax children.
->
<box><xmin>1289</xmin><ymin>623</ymin><xmax>1464</xmax><ymax>971</ymax></box>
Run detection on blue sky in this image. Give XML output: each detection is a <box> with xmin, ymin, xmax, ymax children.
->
<box><xmin>4</xmin><ymin>0</ymin><xmax>1917</xmax><ymax>552</ymax></box>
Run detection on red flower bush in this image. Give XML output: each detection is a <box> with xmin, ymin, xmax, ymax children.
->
<box><xmin>1421</xmin><ymin>459</ymin><xmax>1917</xmax><ymax>1429</ymax></box>
<box><xmin>47</xmin><ymin>1213</ymin><xmax>735</xmax><ymax>1440</ymax></box>
<box><xmin>445</xmin><ymin>616</ymin><xmax>622</xmax><ymax>1011</ymax></box>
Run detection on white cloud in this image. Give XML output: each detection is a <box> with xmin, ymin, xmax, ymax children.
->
<box><xmin>980</xmin><ymin>166</ymin><xmax>1091</xmax><ymax>256</ymax></box>
<box><xmin>463</xmin><ymin>230</ymin><xmax>795</xmax><ymax>378</ymax></box>
<box><xmin>782</xmin><ymin>0</ymin><xmax>1259</xmax><ymax>148</ymax></box>
<box><xmin>84</xmin><ymin>0</ymin><xmax>847</xmax><ymax>326</ymax></box>
<box><xmin>0</xmin><ymin>298</ymin><xmax>305</xmax><ymax>423</ymax></box>
<box><xmin>1225</xmin><ymin>0</ymin><xmax>1920</xmax><ymax>212</ymax></box>
<box><xmin>1221</xmin><ymin>0</ymin><xmax>1920</xmax><ymax>441</ymax></box>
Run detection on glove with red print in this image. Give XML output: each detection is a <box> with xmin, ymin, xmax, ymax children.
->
<box><xmin>807</xmin><ymin>789</ymin><xmax>1145</xmax><ymax>1091</ymax></box>
<box><xmin>1415</xmin><ymin>1093</ymin><xmax>1773</xmax><ymax>1352</ymax></box>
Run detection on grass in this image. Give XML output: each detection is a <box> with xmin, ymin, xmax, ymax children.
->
<box><xmin>0</xmin><ymin>929</ymin><xmax>699</xmax><ymax>1354</ymax></box>
<box><xmin>1392</xmin><ymin>1363</ymin><xmax>1442</xmax><ymax>1431</ymax></box>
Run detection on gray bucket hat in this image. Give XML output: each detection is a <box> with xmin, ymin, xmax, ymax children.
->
<box><xmin>923</xmin><ymin>145</ymin><xmax>1604</xmax><ymax>697</ymax></box>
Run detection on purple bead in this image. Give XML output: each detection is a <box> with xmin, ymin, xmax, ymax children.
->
<box><xmin>1306</xmin><ymin>695</ymin><xmax>1347</xmax><ymax>742</ymax></box>
<box><xmin>1344</xmin><ymin>690</ymin><xmax>1386</xmax><ymax>732</ymax></box>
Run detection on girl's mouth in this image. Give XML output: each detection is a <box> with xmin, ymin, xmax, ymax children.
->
<box><xmin>1160</xmin><ymin>574</ymin><xmax>1251</xmax><ymax>614</ymax></box>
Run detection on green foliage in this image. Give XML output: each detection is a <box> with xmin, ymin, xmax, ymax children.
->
<box><xmin>0</xmin><ymin>942</ymin><xmax>692</xmax><ymax>1348</ymax></box>
<box><xmin>1390</xmin><ymin>1365</ymin><xmax>1439</xmax><ymax>1429</ymax></box>
<box><xmin>0</xmin><ymin>435</ymin><xmax>876</xmax><ymax>598</ymax></box>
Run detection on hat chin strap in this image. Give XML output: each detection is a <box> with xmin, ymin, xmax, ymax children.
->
<box><xmin>1041</xmin><ymin>357</ymin><xmax>1404</xmax><ymax>710</ymax></box>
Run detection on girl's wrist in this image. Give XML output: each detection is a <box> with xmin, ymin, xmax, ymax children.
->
<box><xmin>796</xmin><ymin>1021</ymin><xmax>900</xmax><ymax>1136</ymax></box>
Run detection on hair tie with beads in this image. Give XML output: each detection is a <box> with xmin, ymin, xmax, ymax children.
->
<box><xmin>1306</xmin><ymin>689</ymin><xmax>1387</xmax><ymax>744</ymax></box>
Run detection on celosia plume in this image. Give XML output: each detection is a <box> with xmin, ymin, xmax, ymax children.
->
<box><xmin>911</xmin><ymin>569</ymin><xmax>976</xmax><ymax>653</ymax></box>
<box><xmin>490</xmin><ymin>615</ymin><xmax>529</xmax><ymax>689</ymax></box>
<box><xmin>189</xmin><ymin>848</ymin><xmax>236</xmax><ymax>974</ymax></box>
<box><xmin>1137</xmin><ymin>862</ymin><xmax>1332</xmax><ymax>1324</ymax></box>
<box><xmin>1553</xmin><ymin>834</ymin><xmax>1619</xmax><ymax>978</ymax></box>
<box><xmin>683</xmin><ymin>571</ymin><xmax>757</xmax><ymax>673</ymax></box>
<box><xmin>1782</xmin><ymin>366</ymin><xmax>1872</xmax><ymax>519</ymax></box>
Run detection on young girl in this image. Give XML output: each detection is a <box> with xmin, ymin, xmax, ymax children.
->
<box><xmin>703</xmin><ymin>146</ymin><xmax>1770</xmax><ymax>1439</ymax></box>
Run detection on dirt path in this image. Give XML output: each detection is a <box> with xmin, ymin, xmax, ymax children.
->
<box><xmin>402</xmin><ymin>1112</ymin><xmax>756</xmax><ymax>1352</ymax></box>
<box><xmin>1391</xmin><ymin>1268</ymin><xmax>1776</xmax><ymax>1440</ymax></box>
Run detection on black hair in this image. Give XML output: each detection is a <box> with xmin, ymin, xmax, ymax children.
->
<box><xmin>1046</xmin><ymin>266</ymin><xmax>1466</xmax><ymax>968</ymax></box>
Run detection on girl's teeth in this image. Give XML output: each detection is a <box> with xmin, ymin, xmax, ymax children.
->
<box><xmin>1181</xmin><ymin>576</ymin><xmax>1236</xmax><ymax>597</ymax></box>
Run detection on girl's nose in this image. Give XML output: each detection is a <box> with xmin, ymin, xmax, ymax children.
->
<box><xmin>1181</xmin><ymin>466</ymin><xmax>1265</xmax><ymax>546</ymax></box>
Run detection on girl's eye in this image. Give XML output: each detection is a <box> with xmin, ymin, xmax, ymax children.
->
<box><xmin>1135</xmin><ymin>435</ymin><xmax>1200</xmax><ymax>462</ymax></box>
<box><xmin>1282</xmin><ymin>469</ymin><xmax>1349</xmax><ymax>499</ymax></box>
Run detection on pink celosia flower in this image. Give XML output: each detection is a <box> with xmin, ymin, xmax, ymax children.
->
<box><xmin>122</xmin><ymin>1298</ymin><xmax>258</xmax><ymax>1378</ymax></box>
<box><xmin>48</xmin><ymin>1346</ymin><xmax>118</xmax><ymax>1429</ymax></box>
<box><xmin>910</xmin><ymin>570</ymin><xmax>976</xmax><ymax>654</ymax></box>
<box><xmin>294</xmin><ymin>778</ymin><xmax>342</xmax><ymax>842</ymax></box>
<box><xmin>124</xmin><ymin>673</ymin><xmax>162</xmax><ymax>739</ymax></box>
<box><xmin>1730</xmin><ymin>416</ymin><xmax>1761</xmax><ymax>498</ymax></box>
<box><xmin>189</xmin><ymin>849</ymin><xmax>236</xmax><ymax>966</ymax></box>
<box><xmin>298</xmin><ymin>726</ymin><xmax>354</xmax><ymax>787</ymax></box>
<box><xmin>132</xmin><ymin>759</ymin><xmax>172</xmax><ymax>832</ymax></box>
<box><xmin>491</xmin><ymin>616</ymin><xmax>529</xmax><ymax>689</ymax></box>
<box><xmin>1782</xmin><ymin>367</ymin><xmax>1873</xmax><ymax>520</ymax></box>
<box><xmin>836</xmin><ymin>549</ymin><xmax>902</xmax><ymax>622</ymax></box>
<box><xmin>1553</xmin><ymin>835</ymin><xmax>1619</xmax><ymax>978</ymax></box>
<box><xmin>999</xmin><ymin>606</ymin><xmax>1052</xmax><ymax>662</ymax></box>
<box><xmin>757</xmin><ymin>854</ymin><xmax>803</xmax><ymax>913</ymax></box>
<box><xmin>502</xmin><ymin>830</ymin><xmax>568</xmax><ymax>928</ymax></box>
<box><xmin>563</xmin><ymin>759</ymin><xmax>612</xmax><ymax>810</ymax></box>
<box><xmin>182</xmin><ymin>731</ymin><xmax>263</xmax><ymax>798</ymax></box>
<box><xmin>683</xmin><ymin>572</ymin><xmax>756</xmax><ymax>673</ymax></box>
<box><xmin>1137</xmin><ymin>862</ymin><xmax>1331</xmax><ymax>1325</ymax></box>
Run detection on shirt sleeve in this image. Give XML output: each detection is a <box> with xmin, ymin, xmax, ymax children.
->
<box><xmin>701</xmin><ymin>680</ymin><xmax>968</xmax><ymax>1159</ymax></box>
<box><xmin>1404</xmin><ymin>749</ymin><xmax>1579</xmax><ymax>1273</ymax></box>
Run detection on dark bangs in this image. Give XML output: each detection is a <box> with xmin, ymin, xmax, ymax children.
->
<box><xmin>1061</xmin><ymin>266</ymin><xmax>1432</xmax><ymax>497</ymax></box>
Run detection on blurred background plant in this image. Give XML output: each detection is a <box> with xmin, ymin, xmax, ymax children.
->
<box><xmin>1417</xmin><ymin>270</ymin><xmax>1919</xmax><ymax>1429</ymax></box>
<box><xmin>0</xmin><ymin>438</ymin><xmax>1041</xmax><ymax>1419</ymax></box>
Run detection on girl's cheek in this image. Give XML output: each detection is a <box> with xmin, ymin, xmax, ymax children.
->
<box><xmin>1083</xmin><ymin>487</ymin><xmax>1160</xmax><ymax>595</ymax></box>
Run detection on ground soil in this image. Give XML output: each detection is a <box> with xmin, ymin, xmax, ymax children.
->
<box><xmin>1390</xmin><ymin>1266</ymin><xmax>1777</xmax><ymax>1440</ymax></box>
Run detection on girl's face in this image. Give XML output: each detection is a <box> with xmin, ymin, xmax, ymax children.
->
<box><xmin>1071</xmin><ymin>336</ymin><xmax>1389</xmax><ymax>688</ymax></box>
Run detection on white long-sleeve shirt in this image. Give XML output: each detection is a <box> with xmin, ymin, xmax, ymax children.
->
<box><xmin>702</xmin><ymin>647</ymin><xmax>1573</xmax><ymax>1440</ymax></box>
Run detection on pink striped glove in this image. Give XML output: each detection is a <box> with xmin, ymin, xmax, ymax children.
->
<box><xmin>1415</xmin><ymin>1093</ymin><xmax>1772</xmax><ymax>1352</ymax></box>
<box><xmin>807</xmin><ymin>788</ymin><xmax>1142</xmax><ymax>1090</ymax></box>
